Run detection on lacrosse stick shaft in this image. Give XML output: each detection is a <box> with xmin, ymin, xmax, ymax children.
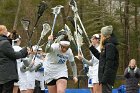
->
<box><xmin>29</xmin><ymin>16</ymin><xmax>40</xmax><ymax>41</ymax></box>
<box><xmin>28</xmin><ymin>27</ymin><xmax>36</xmax><ymax>48</ymax></box>
<box><xmin>24</xmin><ymin>29</ymin><xmax>31</xmax><ymax>47</ymax></box>
<box><xmin>74</xmin><ymin>15</ymin><xmax>79</xmax><ymax>46</ymax></box>
<box><xmin>76</xmin><ymin>13</ymin><xmax>91</xmax><ymax>45</ymax></box>
<box><xmin>28</xmin><ymin>17</ymin><xmax>41</xmax><ymax>46</ymax></box>
<box><xmin>28</xmin><ymin>38</ymin><xmax>42</xmax><ymax>68</ymax></box>
<box><xmin>33</xmin><ymin>39</ymin><xmax>42</xmax><ymax>61</ymax></box>
<box><xmin>74</xmin><ymin>14</ymin><xmax>81</xmax><ymax>54</ymax></box>
<box><xmin>51</xmin><ymin>14</ymin><xmax>57</xmax><ymax>35</ymax></box>
<box><xmin>28</xmin><ymin>0</ymin><xmax>47</xmax><ymax>45</ymax></box>
<box><xmin>26</xmin><ymin>30</ymin><xmax>30</xmax><ymax>40</ymax></box>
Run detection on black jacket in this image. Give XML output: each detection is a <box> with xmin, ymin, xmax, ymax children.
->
<box><xmin>89</xmin><ymin>34</ymin><xmax>119</xmax><ymax>85</ymax></box>
<box><xmin>124</xmin><ymin>67</ymin><xmax>140</xmax><ymax>93</ymax></box>
<box><xmin>0</xmin><ymin>35</ymin><xmax>28</xmax><ymax>84</ymax></box>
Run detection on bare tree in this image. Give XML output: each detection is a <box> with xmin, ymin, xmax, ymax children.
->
<box><xmin>133</xmin><ymin>0</ymin><xmax>140</xmax><ymax>65</ymax></box>
<box><xmin>119</xmin><ymin>0</ymin><xmax>123</xmax><ymax>24</ymax></box>
<box><xmin>124</xmin><ymin>0</ymin><xmax>130</xmax><ymax>67</ymax></box>
<box><xmin>13</xmin><ymin>0</ymin><xmax>21</xmax><ymax>31</ymax></box>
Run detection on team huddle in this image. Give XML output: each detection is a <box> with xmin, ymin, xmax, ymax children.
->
<box><xmin>0</xmin><ymin>24</ymin><xmax>79</xmax><ymax>93</ymax></box>
<box><xmin>0</xmin><ymin>24</ymin><xmax>120</xmax><ymax>93</ymax></box>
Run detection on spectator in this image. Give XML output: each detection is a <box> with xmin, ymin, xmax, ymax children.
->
<box><xmin>124</xmin><ymin>59</ymin><xmax>140</xmax><ymax>93</ymax></box>
<box><xmin>76</xmin><ymin>34</ymin><xmax>101</xmax><ymax>93</ymax></box>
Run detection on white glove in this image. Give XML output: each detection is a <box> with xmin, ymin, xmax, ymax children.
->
<box><xmin>128</xmin><ymin>67</ymin><xmax>131</xmax><ymax>72</ymax></box>
<box><xmin>134</xmin><ymin>67</ymin><xmax>137</xmax><ymax>73</ymax></box>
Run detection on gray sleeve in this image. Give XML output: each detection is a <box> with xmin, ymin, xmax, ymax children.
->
<box><xmin>69</xmin><ymin>61</ymin><xmax>77</xmax><ymax>77</ymax></box>
<box><xmin>82</xmin><ymin>58</ymin><xmax>93</xmax><ymax>66</ymax></box>
<box><xmin>45</xmin><ymin>40</ymin><xmax>53</xmax><ymax>52</ymax></box>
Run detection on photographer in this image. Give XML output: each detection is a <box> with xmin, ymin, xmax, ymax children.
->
<box><xmin>124</xmin><ymin>59</ymin><xmax>140</xmax><ymax>93</ymax></box>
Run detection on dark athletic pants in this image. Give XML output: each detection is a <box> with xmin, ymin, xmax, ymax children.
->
<box><xmin>0</xmin><ymin>80</ymin><xmax>14</xmax><ymax>93</ymax></box>
<box><xmin>102</xmin><ymin>83</ymin><xmax>112</xmax><ymax>93</ymax></box>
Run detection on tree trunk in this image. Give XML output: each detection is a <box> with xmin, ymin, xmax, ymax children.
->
<box><xmin>119</xmin><ymin>0</ymin><xmax>123</xmax><ymax>24</ymax></box>
<box><xmin>98</xmin><ymin>0</ymin><xmax>101</xmax><ymax>5</ymax></box>
<box><xmin>134</xmin><ymin>3</ymin><xmax>140</xmax><ymax>63</ymax></box>
<box><xmin>13</xmin><ymin>0</ymin><xmax>21</xmax><ymax>31</ymax></box>
<box><xmin>61</xmin><ymin>8</ymin><xmax>66</xmax><ymax>25</ymax></box>
<box><xmin>79</xmin><ymin>0</ymin><xmax>83</xmax><ymax>20</ymax></box>
<box><xmin>124</xmin><ymin>0</ymin><xmax>130</xmax><ymax>67</ymax></box>
<box><xmin>109</xmin><ymin>0</ymin><xmax>112</xmax><ymax>15</ymax></box>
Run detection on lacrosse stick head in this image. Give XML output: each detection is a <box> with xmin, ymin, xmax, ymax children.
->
<box><xmin>64</xmin><ymin>24</ymin><xmax>73</xmax><ymax>41</ymax></box>
<box><xmin>52</xmin><ymin>5</ymin><xmax>64</xmax><ymax>15</ymax></box>
<box><xmin>74</xmin><ymin>31</ymin><xmax>83</xmax><ymax>47</ymax></box>
<box><xmin>69</xmin><ymin>0</ymin><xmax>78</xmax><ymax>12</ymax></box>
<box><xmin>37</xmin><ymin>1</ymin><xmax>48</xmax><ymax>17</ymax></box>
<box><xmin>69</xmin><ymin>0</ymin><xmax>76</xmax><ymax>7</ymax></box>
<box><xmin>54</xmin><ymin>34</ymin><xmax>65</xmax><ymax>43</ymax></box>
<box><xmin>21</xmin><ymin>19</ymin><xmax>30</xmax><ymax>31</ymax></box>
<box><xmin>41</xmin><ymin>22</ymin><xmax>51</xmax><ymax>39</ymax></box>
<box><xmin>57</xmin><ymin>29</ymin><xmax>67</xmax><ymax>36</ymax></box>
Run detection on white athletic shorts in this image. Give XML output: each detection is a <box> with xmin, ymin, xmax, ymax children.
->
<box><xmin>88</xmin><ymin>78</ymin><xmax>94</xmax><ymax>87</ymax></box>
<box><xmin>88</xmin><ymin>76</ymin><xmax>99</xmax><ymax>88</ymax></box>
<box><xmin>26</xmin><ymin>71</ymin><xmax>35</xmax><ymax>89</ymax></box>
<box><xmin>19</xmin><ymin>81</ymin><xmax>27</xmax><ymax>91</ymax></box>
<box><xmin>14</xmin><ymin>82</ymin><xmax>19</xmax><ymax>86</ymax></box>
<box><xmin>40</xmin><ymin>80</ymin><xmax>45</xmax><ymax>90</ymax></box>
<box><xmin>17</xmin><ymin>64</ymin><xmax>28</xmax><ymax>90</ymax></box>
<box><xmin>35</xmin><ymin>72</ymin><xmax>45</xmax><ymax>90</ymax></box>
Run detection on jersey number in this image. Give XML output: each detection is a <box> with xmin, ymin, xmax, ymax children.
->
<box><xmin>58</xmin><ymin>59</ymin><xmax>65</xmax><ymax>64</ymax></box>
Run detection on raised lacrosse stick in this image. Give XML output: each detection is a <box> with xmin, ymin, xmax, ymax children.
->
<box><xmin>54</xmin><ymin>35</ymin><xmax>65</xmax><ymax>43</ymax></box>
<box><xmin>54</xmin><ymin>29</ymin><xmax>65</xmax><ymax>43</ymax></box>
<box><xmin>21</xmin><ymin>19</ymin><xmax>31</xmax><ymax>46</ymax></box>
<box><xmin>21</xmin><ymin>19</ymin><xmax>30</xmax><ymax>31</ymax></box>
<box><xmin>69</xmin><ymin>0</ymin><xmax>91</xmax><ymax>45</ymax></box>
<box><xmin>74</xmin><ymin>30</ymin><xmax>88</xmax><ymax>74</ymax></box>
<box><xmin>28</xmin><ymin>23</ymin><xmax>51</xmax><ymax>69</ymax></box>
<box><xmin>51</xmin><ymin>5</ymin><xmax>64</xmax><ymax>35</ymax></box>
<box><xmin>69</xmin><ymin>0</ymin><xmax>78</xmax><ymax>13</ymax></box>
<box><xmin>74</xmin><ymin>31</ymin><xmax>84</xmax><ymax>57</ymax></box>
<box><xmin>74</xmin><ymin>25</ymin><xmax>89</xmax><ymax>73</ymax></box>
<box><xmin>29</xmin><ymin>1</ymin><xmax>47</xmax><ymax>44</ymax></box>
<box><xmin>64</xmin><ymin>24</ymin><xmax>77</xmax><ymax>46</ymax></box>
<box><xmin>33</xmin><ymin>22</ymin><xmax>51</xmax><ymax>60</ymax></box>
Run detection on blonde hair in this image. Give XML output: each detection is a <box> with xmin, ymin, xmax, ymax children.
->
<box><xmin>0</xmin><ymin>25</ymin><xmax>7</xmax><ymax>35</ymax></box>
<box><xmin>100</xmin><ymin>34</ymin><xmax>111</xmax><ymax>50</ymax></box>
<box><xmin>129</xmin><ymin>59</ymin><xmax>136</xmax><ymax>65</ymax></box>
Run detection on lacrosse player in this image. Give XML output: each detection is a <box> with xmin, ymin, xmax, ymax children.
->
<box><xmin>44</xmin><ymin>34</ymin><xmax>78</xmax><ymax>93</ymax></box>
<box><xmin>33</xmin><ymin>46</ymin><xmax>45</xmax><ymax>93</ymax></box>
<box><xmin>76</xmin><ymin>34</ymin><xmax>101</xmax><ymax>93</ymax></box>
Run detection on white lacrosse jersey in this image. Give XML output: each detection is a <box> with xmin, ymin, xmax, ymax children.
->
<box><xmin>34</xmin><ymin>55</ymin><xmax>44</xmax><ymax>81</ymax></box>
<box><xmin>43</xmin><ymin>43</ymin><xmax>74</xmax><ymax>83</ymax></box>
<box><xmin>87</xmin><ymin>45</ymin><xmax>100</xmax><ymax>84</ymax></box>
<box><xmin>13</xmin><ymin>45</ymin><xmax>22</xmax><ymax>71</ymax></box>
